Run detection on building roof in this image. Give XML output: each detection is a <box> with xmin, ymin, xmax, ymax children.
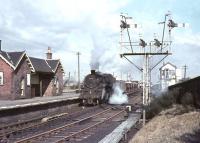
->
<box><xmin>29</xmin><ymin>57</ymin><xmax>53</xmax><ymax>73</ymax></box>
<box><xmin>0</xmin><ymin>50</ymin><xmax>25</xmax><ymax>69</ymax></box>
<box><xmin>46</xmin><ymin>59</ymin><xmax>64</xmax><ymax>73</ymax></box>
<box><xmin>0</xmin><ymin>49</ymin><xmax>64</xmax><ymax>74</ymax></box>
<box><xmin>0</xmin><ymin>50</ymin><xmax>12</xmax><ymax>63</ymax></box>
<box><xmin>7</xmin><ymin>52</ymin><xmax>25</xmax><ymax>66</ymax></box>
<box><xmin>159</xmin><ymin>62</ymin><xmax>177</xmax><ymax>70</ymax></box>
<box><xmin>46</xmin><ymin>60</ymin><xmax>59</xmax><ymax>72</ymax></box>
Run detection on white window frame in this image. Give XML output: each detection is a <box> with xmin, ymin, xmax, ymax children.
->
<box><xmin>27</xmin><ymin>74</ymin><xmax>31</xmax><ymax>86</ymax></box>
<box><xmin>56</xmin><ymin>80</ymin><xmax>59</xmax><ymax>94</ymax></box>
<box><xmin>54</xmin><ymin>76</ymin><xmax>57</xmax><ymax>86</ymax></box>
<box><xmin>0</xmin><ymin>72</ymin><xmax>3</xmax><ymax>85</ymax></box>
<box><xmin>21</xmin><ymin>78</ymin><xmax>25</xmax><ymax>96</ymax></box>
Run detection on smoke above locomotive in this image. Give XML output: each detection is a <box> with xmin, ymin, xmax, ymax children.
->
<box><xmin>80</xmin><ymin>70</ymin><xmax>128</xmax><ymax>105</ymax></box>
<box><xmin>90</xmin><ymin>61</ymin><xmax>100</xmax><ymax>71</ymax></box>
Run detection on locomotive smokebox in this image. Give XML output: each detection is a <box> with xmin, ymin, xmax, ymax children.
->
<box><xmin>91</xmin><ymin>70</ymin><xmax>96</xmax><ymax>74</ymax></box>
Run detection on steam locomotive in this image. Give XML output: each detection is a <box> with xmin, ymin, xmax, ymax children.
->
<box><xmin>80</xmin><ymin>70</ymin><xmax>116</xmax><ymax>105</ymax></box>
<box><xmin>80</xmin><ymin>70</ymin><xmax>139</xmax><ymax>105</ymax></box>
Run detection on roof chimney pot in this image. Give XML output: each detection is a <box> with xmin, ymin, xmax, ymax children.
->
<box><xmin>46</xmin><ymin>47</ymin><xmax>52</xmax><ymax>59</ymax></box>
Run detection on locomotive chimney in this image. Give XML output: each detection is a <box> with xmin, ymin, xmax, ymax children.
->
<box><xmin>46</xmin><ymin>47</ymin><xmax>52</xmax><ymax>59</ymax></box>
<box><xmin>91</xmin><ymin>70</ymin><xmax>95</xmax><ymax>74</ymax></box>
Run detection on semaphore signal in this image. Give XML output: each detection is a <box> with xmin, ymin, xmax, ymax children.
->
<box><xmin>119</xmin><ymin>12</ymin><xmax>184</xmax><ymax>125</ymax></box>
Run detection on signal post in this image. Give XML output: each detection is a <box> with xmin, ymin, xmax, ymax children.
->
<box><xmin>119</xmin><ymin>13</ymin><xmax>178</xmax><ymax>125</ymax></box>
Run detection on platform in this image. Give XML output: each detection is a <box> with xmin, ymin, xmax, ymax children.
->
<box><xmin>98</xmin><ymin>113</ymin><xmax>141</xmax><ymax>143</ymax></box>
<box><xmin>0</xmin><ymin>92</ymin><xmax>80</xmax><ymax>111</ymax></box>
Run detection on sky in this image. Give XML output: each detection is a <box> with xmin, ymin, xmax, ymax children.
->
<box><xmin>0</xmin><ymin>0</ymin><xmax>199</xmax><ymax>83</ymax></box>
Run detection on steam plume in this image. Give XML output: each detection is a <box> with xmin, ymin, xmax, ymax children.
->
<box><xmin>109</xmin><ymin>85</ymin><xmax>128</xmax><ymax>104</ymax></box>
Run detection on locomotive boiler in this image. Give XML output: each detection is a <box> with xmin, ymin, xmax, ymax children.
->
<box><xmin>80</xmin><ymin>70</ymin><xmax>116</xmax><ymax>105</ymax></box>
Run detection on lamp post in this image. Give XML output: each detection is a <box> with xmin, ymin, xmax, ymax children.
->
<box><xmin>77</xmin><ymin>52</ymin><xmax>81</xmax><ymax>91</ymax></box>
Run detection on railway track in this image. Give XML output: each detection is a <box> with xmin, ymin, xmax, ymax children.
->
<box><xmin>14</xmin><ymin>107</ymin><xmax>125</xmax><ymax>143</ymax></box>
<box><xmin>0</xmin><ymin>116</ymin><xmax>44</xmax><ymax>138</ymax></box>
<box><xmin>0</xmin><ymin>106</ymin><xmax>103</xmax><ymax>142</ymax></box>
<box><xmin>0</xmin><ymin>96</ymin><xmax>141</xmax><ymax>143</ymax></box>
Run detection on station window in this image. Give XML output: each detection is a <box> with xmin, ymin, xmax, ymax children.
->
<box><xmin>53</xmin><ymin>76</ymin><xmax>57</xmax><ymax>85</ymax></box>
<box><xmin>166</xmin><ymin>69</ymin><xmax>169</xmax><ymax>79</ymax></box>
<box><xmin>53</xmin><ymin>76</ymin><xmax>59</xmax><ymax>94</ymax></box>
<box><xmin>27</xmin><ymin>74</ymin><xmax>30</xmax><ymax>86</ymax></box>
<box><xmin>0</xmin><ymin>72</ymin><xmax>3</xmax><ymax>85</ymax></box>
<box><xmin>162</xmin><ymin>70</ymin><xmax>165</xmax><ymax>76</ymax></box>
<box><xmin>20</xmin><ymin>78</ymin><xmax>25</xmax><ymax>96</ymax></box>
<box><xmin>56</xmin><ymin>81</ymin><xmax>59</xmax><ymax>94</ymax></box>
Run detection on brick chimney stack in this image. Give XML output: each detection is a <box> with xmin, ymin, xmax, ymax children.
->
<box><xmin>46</xmin><ymin>47</ymin><xmax>52</xmax><ymax>59</ymax></box>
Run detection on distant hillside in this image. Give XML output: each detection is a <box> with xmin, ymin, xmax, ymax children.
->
<box><xmin>129</xmin><ymin>105</ymin><xmax>200</xmax><ymax>143</ymax></box>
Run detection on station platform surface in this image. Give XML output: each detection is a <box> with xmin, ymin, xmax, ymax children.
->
<box><xmin>98</xmin><ymin>113</ymin><xmax>141</xmax><ymax>143</ymax></box>
<box><xmin>0</xmin><ymin>92</ymin><xmax>80</xmax><ymax>111</ymax></box>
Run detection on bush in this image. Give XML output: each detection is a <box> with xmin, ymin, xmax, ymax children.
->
<box><xmin>180</xmin><ymin>92</ymin><xmax>194</xmax><ymax>107</ymax></box>
<box><xmin>146</xmin><ymin>91</ymin><xmax>176</xmax><ymax>119</ymax></box>
<box><xmin>145</xmin><ymin>89</ymin><xmax>196</xmax><ymax>119</ymax></box>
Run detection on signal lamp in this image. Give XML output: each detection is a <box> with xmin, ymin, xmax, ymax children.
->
<box><xmin>139</xmin><ymin>39</ymin><xmax>147</xmax><ymax>48</ymax></box>
<box><xmin>154</xmin><ymin>39</ymin><xmax>162</xmax><ymax>47</ymax></box>
<box><xmin>120</xmin><ymin>20</ymin><xmax>130</xmax><ymax>29</ymax></box>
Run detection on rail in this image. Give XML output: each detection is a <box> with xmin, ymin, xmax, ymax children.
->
<box><xmin>56</xmin><ymin>109</ymin><xmax>125</xmax><ymax>143</ymax></box>
<box><xmin>15</xmin><ymin>108</ymin><xmax>113</xmax><ymax>143</ymax></box>
<box><xmin>0</xmin><ymin>106</ymin><xmax>99</xmax><ymax>140</ymax></box>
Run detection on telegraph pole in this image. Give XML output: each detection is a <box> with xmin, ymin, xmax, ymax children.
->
<box><xmin>183</xmin><ymin>65</ymin><xmax>187</xmax><ymax>79</ymax></box>
<box><xmin>77</xmin><ymin>52</ymin><xmax>81</xmax><ymax>91</ymax></box>
<box><xmin>68</xmin><ymin>72</ymin><xmax>70</xmax><ymax>86</ymax></box>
